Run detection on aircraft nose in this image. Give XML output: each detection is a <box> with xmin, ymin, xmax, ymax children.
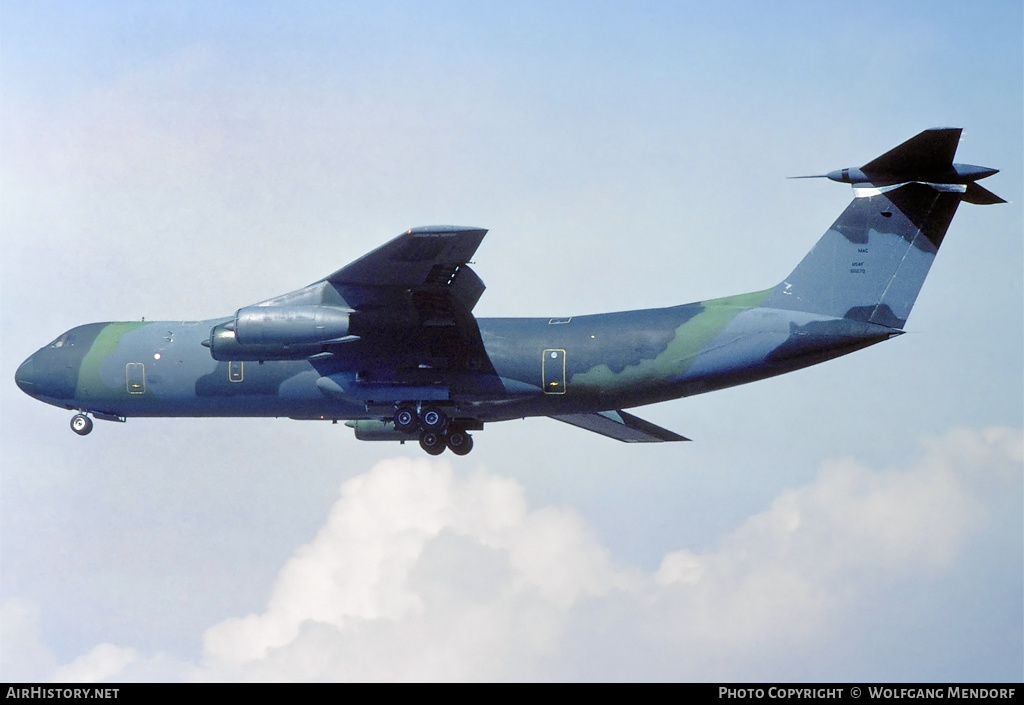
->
<box><xmin>15</xmin><ymin>356</ymin><xmax>36</xmax><ymax>395</ymax></box>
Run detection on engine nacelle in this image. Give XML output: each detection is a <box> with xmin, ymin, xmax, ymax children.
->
<box><xmin>204</xmin><ymin>305</ymin><xmax>356</xmax><ymax>361</ymax></box>
<box><xmin>205</xmin><ymin>323</ymin><xmax>324</xmax><ymax>361</ymax></box>
<box><xmin>233</xmin><ymin>305</ymin><xmax>351</xmax><ymax>345</ymax></box>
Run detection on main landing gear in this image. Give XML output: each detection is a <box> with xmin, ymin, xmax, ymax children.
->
<box><xmin>70</xmin><ymin>413</ymin><xmax>93</xmax><ymax>436</ymax></box>
<box><xmin>417</xmin><ymin>428</ymin><xmax>474</xmax><ymax>456</ymax></box>
<box><xmin>444</xmin><ymin>428</ymin><xmax>474</xmax><ymax>456</ymax></box>
<box><xmin>395</xmin><ymin>404</ymin><xmax>475</xmax><ymax>456</ymax></box>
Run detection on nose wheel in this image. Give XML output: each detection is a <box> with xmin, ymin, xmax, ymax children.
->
<box><xmin>70</xmin><ymin>414</ymin><xmax>93</xmax><ymax>436</ymax></box>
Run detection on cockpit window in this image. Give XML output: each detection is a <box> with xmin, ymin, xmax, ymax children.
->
<box><xmin>48</xmin><ymin>333</ymin><xmax>75</xmax><ymax>348</ymax></box>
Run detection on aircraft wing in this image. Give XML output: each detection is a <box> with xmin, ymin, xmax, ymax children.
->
<box><xmin>550</xmin><ymin>410</ymin><xmax>690</xmax><ymax>442</ymax></box>
<box><xmin>322</xmin><ymin>225</ymin><xmax>487</xmax><ymax>316</ymax></box>
<box><xmin>322</xmin><ymin>226</ymin><xmax>493</xmax><ymax>374</ymax></box>
<box><xmin>327</xmin><ymin>225</ymin><xmax>487</xmax><ymax>307</ymax></box>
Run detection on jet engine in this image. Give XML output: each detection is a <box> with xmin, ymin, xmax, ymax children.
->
<box><xmin>204</xmin><ymin>305</ymin><xmax>355</xmax><ymax>361</ymax></box>
<box><xmin>233</xmin><ymin>305</ymin><xmax>351</xmax><ymax>345</ymax></box>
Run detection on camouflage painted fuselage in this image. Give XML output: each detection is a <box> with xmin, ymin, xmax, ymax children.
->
<box><xmin>17</xmin><ymin>289</ymin><xmax>897</xmax><ymax>422</ymax></box>
<box><xmin>14</xmin><ymin>128</ymin><xmax>1002</xmax><ymax>450</ymax></box>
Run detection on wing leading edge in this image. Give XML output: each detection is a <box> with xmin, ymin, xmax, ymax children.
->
<box><xmin>551</xmin><ymin>410</ymin><xmax>690</xmax><ymax>443</ymax></box>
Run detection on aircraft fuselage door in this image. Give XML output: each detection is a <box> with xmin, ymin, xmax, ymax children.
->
<box><xmin>126</xmin><ymin>363</ymin><xmax>146</xmax><ymax>394</ymax></box>
<box><xmin>542</xmin><ymin>349</ymin><xmax>566</xmax><ymax>394</ymax></box>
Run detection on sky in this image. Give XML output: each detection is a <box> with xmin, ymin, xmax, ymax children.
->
<box><xmin>1</xmin><ymin>0</ymin><xmax>1021</xmax><ymax>682</ymax></box>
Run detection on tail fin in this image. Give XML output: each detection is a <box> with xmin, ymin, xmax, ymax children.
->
<box><xmin>767</xmin><ymin>128</ymin><xmax>1002</xmax><ymax>329</ymax></box>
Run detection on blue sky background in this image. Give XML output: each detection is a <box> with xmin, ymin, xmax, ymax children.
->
<box><xmin>1</xmin><ymin>1</ymin><xmax>1021</xmax><ymax>681</ymax></box>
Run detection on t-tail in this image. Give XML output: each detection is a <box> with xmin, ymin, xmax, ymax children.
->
<box><xmin>769</xmin><ymin>128</ymin><xmax>1003</xmax><ymax>329</ymax></box>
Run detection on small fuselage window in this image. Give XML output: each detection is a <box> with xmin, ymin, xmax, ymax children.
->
<box><xmin>49</xmin><ymin>333</ymin><xmax>75</xmax><ymax>348</ymax></box>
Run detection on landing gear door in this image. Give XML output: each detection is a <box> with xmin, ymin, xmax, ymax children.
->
<box><xmin>542</xmin><ymin>349</ymin><xmax>566</xmax><ymax>394</ymax></box>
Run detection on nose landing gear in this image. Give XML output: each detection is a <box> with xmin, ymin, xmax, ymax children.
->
<box><xmin>70</xmin><ymin>413</ymin><xmax>93</xmax><ymax>436</ymax></box>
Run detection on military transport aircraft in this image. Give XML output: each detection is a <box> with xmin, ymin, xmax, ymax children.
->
<box><xmin>15</xmin><ymin>128</ymin><xmax>1003</xmax><ymax>455</ymax></box>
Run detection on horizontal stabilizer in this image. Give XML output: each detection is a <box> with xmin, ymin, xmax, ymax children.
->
<box><xmin>804</xmin><ymin>128</ymin><xmax>1000</xmax><ymax>194</ymax></box>
<box><xmin>862</xmin><ymin>127</ymin><xmax>961</xmax><ymax>175</ymax></box>
<box><xmin>551</xmin><ymin>410</ymin><xmax>689</xmax><ymax>443</ymax></box>
<box><xmin>963</xmin><ymin>182</ymin><xmax>1007</xmax><ymax>205</ymax></box>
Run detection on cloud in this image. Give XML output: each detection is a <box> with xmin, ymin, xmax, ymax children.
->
<box><xmin>50</xmin><ymin>644</ymin><xmax>139</xmax><ymax>684</ymax></box>
<box><xmin>198</xmin><ymin>458</ymin><xmax>631</xmax><ymax>680</ymax></box>
<box><xmin>0</xmin><ymin>599</ymin><xmax>56</xmax><ymax>682</ymax></box>
<box><xmin>645</xmin><ymin>438</ymin><xmax>991</xmax><ymax>652</ymax></box>
<box><xmin>8</xmin><ymin>427</ymin><xmax>1021</xmax><ymax>681</ymax></box>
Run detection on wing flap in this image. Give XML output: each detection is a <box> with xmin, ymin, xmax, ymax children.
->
<box><xmin>551</xmin><ymin>410</ymin><xmax>689</xmax><ymax>443</ymax></box>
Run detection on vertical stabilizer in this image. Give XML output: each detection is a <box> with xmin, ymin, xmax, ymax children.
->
<box><xmin>767</xmin><ymin>184</ymin><xmax>960</xmax><ymax>328</ymax></box>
